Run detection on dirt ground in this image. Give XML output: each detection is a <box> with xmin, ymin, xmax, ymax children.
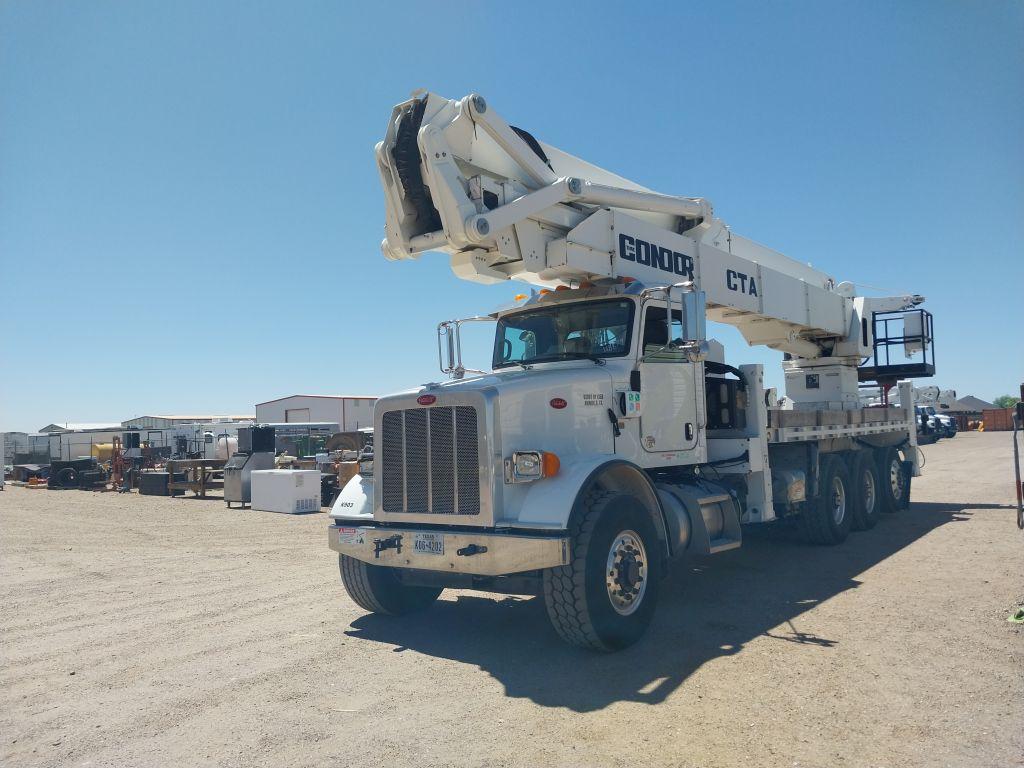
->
<box><xmin>1</xmin><ymin>431</ymin><xmax>1022</xmax><ymax>768</ymax></box>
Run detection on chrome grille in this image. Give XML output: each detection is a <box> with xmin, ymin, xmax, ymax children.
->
<box><xmin>455</xmin><ymin>406</ymin><xmax>480</xmax><ymax>513</ymax></box>
<box><xmin>380</xmin><ymin>405</ymin><xmax>480</xmax><ymax>515</ymax></box>
<box><xmin>380</xmin><ymin>411</ymin><xmax>404</xmax><ymax>513</ymax></box>
<box><xmin>404</xmin><ymin>409</ymin><xmax>428</xmax><ymax>513</ymax></box>
<box><xmin>429</xmin><ymin>408</ymin><xmax>455</xmax><ymax>515</ymax></box>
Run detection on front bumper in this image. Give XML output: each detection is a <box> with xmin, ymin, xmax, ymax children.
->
<box><xmin>328</xmin><ymin>524</ymin><xmax>570</xmax><ymax>576</ymax></box>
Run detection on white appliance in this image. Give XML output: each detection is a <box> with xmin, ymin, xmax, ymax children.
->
<box><xmin>251</xmin><ymin>470</ymin><xmax>321</xmax><ymax>514</ymax></box>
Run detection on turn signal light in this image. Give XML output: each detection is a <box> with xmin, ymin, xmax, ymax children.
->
<box><xmin>542</xmin><ymin>451</ymin><xmax>560</xmax><ymax>477</ymax></box>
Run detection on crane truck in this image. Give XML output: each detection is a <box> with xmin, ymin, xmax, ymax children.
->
<box><xmin>328</xmin><ymin>91</ymin><xmax>936</xmax><ymax>651</ymax></box>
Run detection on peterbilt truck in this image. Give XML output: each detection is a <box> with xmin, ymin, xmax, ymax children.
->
<box><xmin>328</xmin><ymin>91</ymin><xmax>935</xmax><ymax>651</ymax></box>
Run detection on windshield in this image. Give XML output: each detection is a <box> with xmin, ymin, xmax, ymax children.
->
<box><xmin>493</xmin><ymin>298</ymin><xmax>635</xmax><ymax>368</ymax></box>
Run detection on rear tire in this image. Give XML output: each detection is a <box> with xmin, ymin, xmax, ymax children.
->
<box><xmin>799</xmin><ymin>455</ymin><xmax>853</xmax><ymax>545</ymax></box>
<box><xmin>877</xmin><ymin>447</ymin><xmax>911</xmax><ymax>513</ymax></box>
<box><xmin>849</xmin><ymin>451</ymin><xmax>882</xmax><ymax>531</ymax></box>
<box><xmin>543</xmin><ymin>489</ymin><xmax>662</xmax><ymax>652</ymax></box>
<box><xmin>338</xmin><ymin>554</ymin><xmax>441</xmax><ymax>616</ymax></box>
<box><xmin>54</xmin><ymin>467</ymin><xmax>78</xmax><ymax>488</ymax></box>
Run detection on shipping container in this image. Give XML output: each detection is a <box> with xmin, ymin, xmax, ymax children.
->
<box><xmin>981</xmin><ymin>408</ymin><xmax>1014</xmax><ymax>431</ymax></box>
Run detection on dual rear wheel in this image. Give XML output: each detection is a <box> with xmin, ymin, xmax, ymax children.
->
<box><xmin>800</xmin><ymin>446</ymin><xmax>910</xmax><ymax>545</ymax></box>
<box><xmin>876</xmin><ymin>446</ymin><xmax>911</xmax><ymax>514</ymax></box>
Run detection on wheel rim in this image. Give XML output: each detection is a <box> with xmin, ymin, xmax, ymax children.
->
<box><xmin>605</xmin><ymin>530</ymin><xmax>648</xmax><ymax>616</ymax></box>
<box><xmin>831</xmin><ymin>476</ymin><xmax>846</xmax><ymax>525</ymax></box>
<box><xmin>862</xmin><ymin>469</ymin><xmax>877</xmax><ymax>516</ymax></box>
<box><xmin>889</xmin><ymin>458</ymin><xmax>904</xmax><ymax>498</ymax></box>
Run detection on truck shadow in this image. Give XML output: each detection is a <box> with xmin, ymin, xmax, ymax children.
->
<box><xmin>345</xmin><ymin>501</ymin><xmax>983</xmax><ymax>712</ymax></box>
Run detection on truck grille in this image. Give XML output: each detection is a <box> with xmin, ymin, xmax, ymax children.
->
<box><xmin>380</xmin><ymin>405</ymin><xmax>481</xmax><ymax>515</ymax></box>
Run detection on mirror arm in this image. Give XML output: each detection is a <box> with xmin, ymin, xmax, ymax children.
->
<box><xmin>437</xmin><ymin>316</ymin><xmax>495</xmax><ymax>379</ymax></box>
<box><xmin>639</xmin><ymin>281</ymin><xmax>699</xmax><ymax>362</ymax></box>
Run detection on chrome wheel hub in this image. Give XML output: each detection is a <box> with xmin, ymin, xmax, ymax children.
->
<box><xmin>889</xmin><ymin>459</ymin><xmax>904</xmax><ymax>498</ymax></box>
<box><xmin>605</xmin><ymin>530</ymin><xmax>648</xmax><ymax>616</ymax></box>
<box><xmin>831</xmin><ymin>476</ymin><xmax>847</xmax><ymax>525</ymax></box>
<box><xmin>863</xmin><ymin>470</ymin><xmax>877</xmax><ymax>515</ymax></box>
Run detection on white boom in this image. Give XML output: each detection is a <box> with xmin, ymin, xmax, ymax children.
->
<box><xmin>376</xmin><ymin>91</ymin><xmax>923</xmax><ymax>368</ymax></box>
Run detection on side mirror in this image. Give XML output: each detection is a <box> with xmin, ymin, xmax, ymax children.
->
<box><xmin>436</xmin><ymin>316</ymin><xmax>494</xmax><ymax>380</ymax></box>
<box><xmin>679</xmin><ymin>290</ymin><xmax>707</xmax><ymax>342</ymax></box>
<box><xmin>642</xmin><ymin>288</ymin><xmax>707</xmax><ymax>363</ymax></box>
<box><xmin>438</xmin><ymin>321</ymin><xmax>458</xmax><ymax>375</ymax></box>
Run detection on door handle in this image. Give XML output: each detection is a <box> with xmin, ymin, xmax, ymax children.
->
<box><xmin>607</xmin><ymin>408</ymin><xmax>621</xmax><ymax>438</ymax></box>
<box><xmin>685</xmin><ymin>423</ymin><xmax>694</xmax><ymax>441</ymax></box>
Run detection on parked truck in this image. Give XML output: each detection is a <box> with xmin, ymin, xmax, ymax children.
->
<box><xmin>328</xmin><ymin>92</ymin><xmax>935</xmax><ymax>650</ymax></box>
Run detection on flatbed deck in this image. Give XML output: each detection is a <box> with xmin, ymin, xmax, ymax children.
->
<box><xmin>767</xmin><ymin>407</ymin><xmax>913</xmax><ymax>444</ymax></box>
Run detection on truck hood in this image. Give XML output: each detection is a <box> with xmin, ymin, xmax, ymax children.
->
<box><xmin>380</xmin><ymin>362</ymin><xmax>618</xmax><ymax>417</ymax></box>
<box><xmin>377</xmin><ymin>362</ymin><xmax>619</xmax><ymax>467</ymax></box>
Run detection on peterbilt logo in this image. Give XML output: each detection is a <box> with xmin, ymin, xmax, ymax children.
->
<box><xmin>618</xmin><ymin>234</ymin><xmax>694</xmax><ymax>279</ymax></box>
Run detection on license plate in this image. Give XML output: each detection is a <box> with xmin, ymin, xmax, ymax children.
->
<box><xmin>413</xmin><ymin>532</ymin><xmax>444</xmax><ymax>556</ymax></box>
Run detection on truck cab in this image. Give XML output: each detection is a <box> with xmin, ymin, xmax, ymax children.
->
<box><xmin>329</xmin><ymin>282</ymin><xmax>775</xmax><ymax>649</ymax></box>
<box><xmin>343</xmin><ymin>282</ymin><xmax>713</xmax><ymax>513</ymax></box>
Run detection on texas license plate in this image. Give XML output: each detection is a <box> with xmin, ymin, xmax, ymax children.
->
<box><xmin>413</xmin><ymin>532</ymin><xmax>444</xmax><ymax>556</ymax></box>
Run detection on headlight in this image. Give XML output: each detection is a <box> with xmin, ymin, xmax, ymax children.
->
<box><xmin>515</xmin><ymin>452</ymin><xmax>543</xmax><ymax>478</ymax></box>
<box><xmin>505</xmin><ymin>451</ymin><xmax>560</xmax><ymax>483</ymax></box>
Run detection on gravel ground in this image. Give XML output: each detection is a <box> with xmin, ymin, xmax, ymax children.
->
<box><xmin>2</xmin><ymin>431</ymin><xmax>1022</xmax><ymax>768</ymax></box>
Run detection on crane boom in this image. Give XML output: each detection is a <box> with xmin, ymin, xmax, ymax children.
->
<box><xmin>376</xmin><ymin>91</ymin><xmax>924</xmax><ymax>366</ymax></box>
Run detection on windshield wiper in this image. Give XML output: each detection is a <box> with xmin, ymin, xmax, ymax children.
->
<box><xmin>527</xmin><ymin>351</ymin><xmax>607</xmax><ymax>366</ymax></box>
<box><xmin>494</xmin><ymin>360</ymin><xmax>531</xmax><ymax>370</ymax></box>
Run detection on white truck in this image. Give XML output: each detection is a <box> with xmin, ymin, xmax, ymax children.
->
<box><xmin>329</xmin><ymin>91</ymin><xmax>935</xmax><ymax>650</ymax></box>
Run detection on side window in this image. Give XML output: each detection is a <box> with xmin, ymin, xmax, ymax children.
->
<box><xmin>642</xmin><ymin>307</ymin><xmax>682</xmax><ymax>352</ymax></box>
<box><xmin>500</xmin><ymin>328</ymin><xmax>535</xmax><ymax>361</ymax></box>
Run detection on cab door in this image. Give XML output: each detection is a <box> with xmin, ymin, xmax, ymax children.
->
<box><xmin>638</xmin><ymin>306</ymin><xmax>700</xmax><ymax>453</ymax></box>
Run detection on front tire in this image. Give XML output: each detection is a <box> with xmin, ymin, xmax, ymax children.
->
<box><xmin>339</xmin><ymin>554</ymin><xmax>441</xmax><ymax>616</ymax></box>
<box><xmin>543</xmin><ymin>490</ymin><xmax>662</xmax><ymax>652</ymax></box>
<box><xmin>799</xmin><ymin>455</ymin><xmax>853</xmax><ymax>545</ymax></box>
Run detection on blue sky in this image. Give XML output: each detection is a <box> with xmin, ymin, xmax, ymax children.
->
<box><xmin>1</xmin><ymin>1</ymin><xmax>1021</xmax><ymax>433</ymax></box>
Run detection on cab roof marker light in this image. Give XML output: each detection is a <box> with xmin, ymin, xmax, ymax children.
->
<box><xmin>623</xmin><ymin>280</ymin><xmax>648</xmax><ymax>295</ymax></box>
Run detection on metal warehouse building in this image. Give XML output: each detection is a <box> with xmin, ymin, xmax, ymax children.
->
<box><xmin>254</xmin><ymin>395</ymin><xmax>375</xmax><ymax>431</ymax></box>
<box><xmin>120</xmin><ymin>415</ymin><xmax>254</xmax><ymax>430</ymax></box>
